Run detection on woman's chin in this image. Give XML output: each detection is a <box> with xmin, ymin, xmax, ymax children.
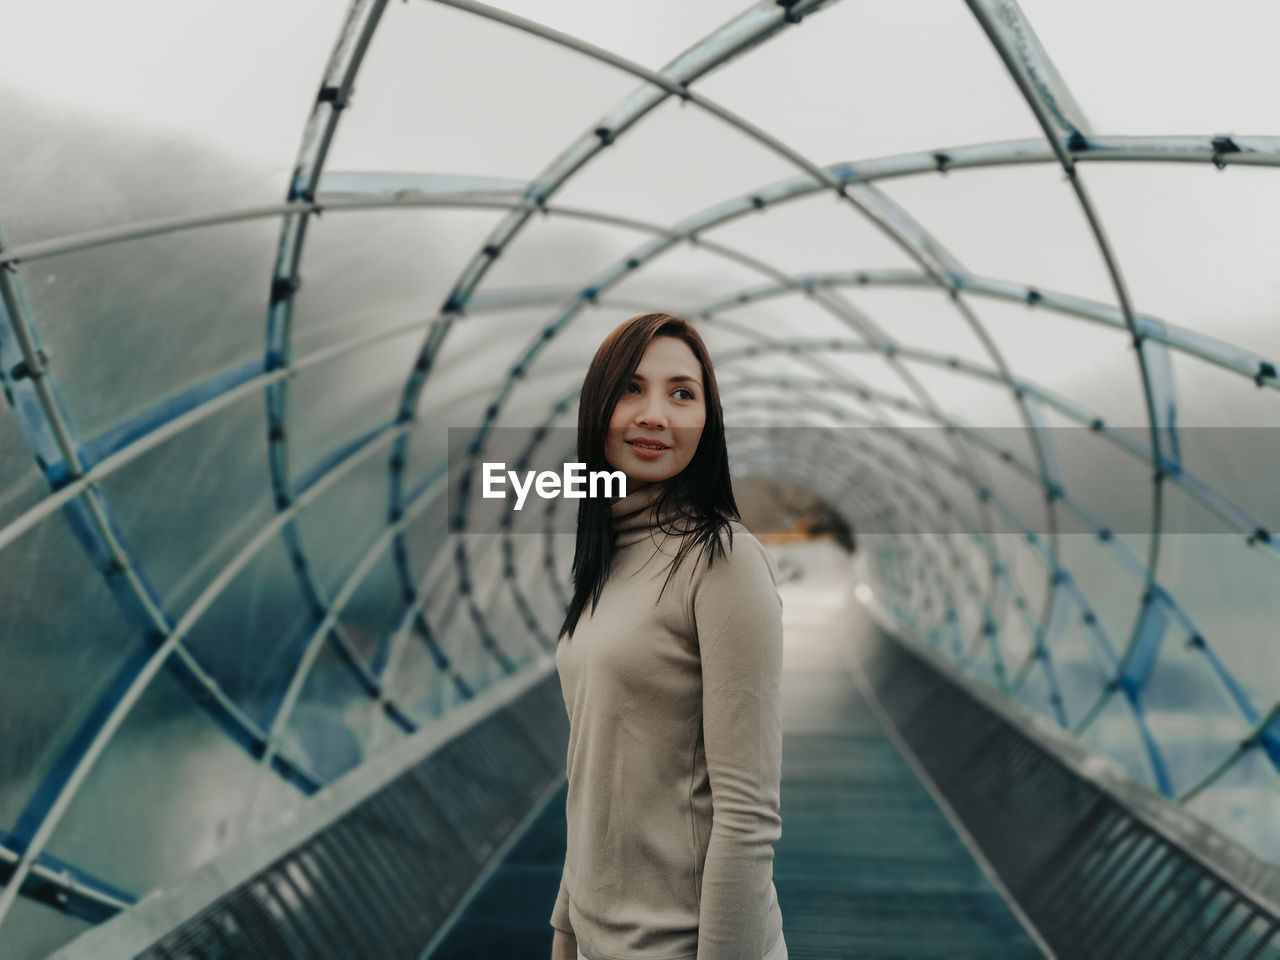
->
<box><xmin>622</xmin><ymin>466</ymin><xmax>674</xmax><ymax>487</ymax></box>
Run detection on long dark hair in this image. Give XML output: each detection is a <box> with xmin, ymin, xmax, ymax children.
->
<box><xmin>558</xmin><ymin>313</ymin><xmax>738</xmax><ymax>640</ymax></box>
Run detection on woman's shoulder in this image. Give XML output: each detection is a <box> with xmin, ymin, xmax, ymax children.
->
<box><xmin>686</xmin><ymin>520</ymin><xmax>782</xmax><ymax>629</ymax></box>
<box><xmin>714</xmin><ymin>517</ymin><xmax>764</xmax><ymax>549</ymax></box>
<box><xmin>700</xmin><ymin>519</ymin><xmax>778</xmax><ymax>586</ymax></box>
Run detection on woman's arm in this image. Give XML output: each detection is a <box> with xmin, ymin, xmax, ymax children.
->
<box><xmin>551</xmin><ymin>928</ymin><xmax>578</xmax><ymax>960</ymax></box>
<box><xmin>690</xmin><ymin>530</ymin><xmax>785</xmax><ymax>960</ymax></box>
<box><xmin>550</xmin><ymin>865</ymin><xmax>576</xmax><ymax>958</ymax></box>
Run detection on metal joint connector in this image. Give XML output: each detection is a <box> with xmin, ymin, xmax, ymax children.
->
<box><xmin>10</xmin><ymin>348</ymin><xmax>48</xmax><ymax>381</ymax></box>
<box><xmin>270</xmin><ymin>275</ymin><xmax>302</xmax><ymax>305</ymax></box>
<box><xmin>317</xmin><ymin>84</ymin><xmax>350</xmax><ymax>110</ymax></box>
<box><xmin>776</xmin><ymin>0</ymin><xmax>804</xmax><ymax>24</ymax></box>
<box><xmin>1210</xmin><ymin>135</ymin><xmax>1240</xmax><ymax>170</ymax></box>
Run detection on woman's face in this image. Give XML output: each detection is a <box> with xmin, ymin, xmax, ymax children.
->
<box><xmin>605</xmin><ymin>336</ymin><xmax>707</xmax><ymax>486</ymax></box>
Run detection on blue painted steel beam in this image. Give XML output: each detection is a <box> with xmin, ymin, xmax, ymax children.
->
<box><xmin>410</xmin><ymin>0</ymin><xmax>1070</xmax><ymax>662</ymax></box>
<box><xmin>385</xmin><ymin>0</ymin><xmax>847</xmax><ymax>695</ymax></box>
<box><xmin>0</xmin><ymin>228</ymin><xmax>319</xmax><ymax>927</ymax></box>
<box><xmin>0</xmin><ymin>830</ymin><xmax>135</xmax><ymax>924</ymax></box>
<box><xmin>964</xmin><ymin>0</ymin><xmax>1182</xmax><ymax>752</ymax></box>
<box><xmin>692</xmin><ymin>271</ymin><xmax>1278</xmax><ymax>393</ymax></box>
<box><xmin>3</xmin><ymin>135</ymin><xmax>1278</xmax><ymax>275</ymax></box>
<box><xmin>712</xmin><ymin>351</ymin><xmax>1272</xmax><ymax>752</ymax></box>
<box><xmin>0</xmin><ymin>382</ymin><xmax>427</xmax><ymax>925</ymax></box>
<box><xmin>248</xmin><ymin>0</ymin><xmax>415</xmax><ymax>808</ymax></box>
<box><xmin>705</xmin><ymin>334</ymin><xmax>1278</xmax><ymax>564</ymax></box>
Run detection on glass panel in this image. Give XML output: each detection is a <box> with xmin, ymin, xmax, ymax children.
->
<box><xmin>1050</xmin><ymin>616</ymin><xmax>1112</xmax><ymax>730</ymax></box>
<box><xmin>1039</xmin><ymin>403</ymin><xmax>1155</xmax><ymax>539</ymax></box>
<box><xmin>482</xmin><ymin>0</ymin><xmax>753</xmax><ymax>66</ymax></box>
<box><xmin>43</xmin><ymin>665</ymin><xmax>298</xmax><ymax>896</ymax></box>
<box><xmin>503</xmin><ymin>370</ymin><xmax>590</xmax><ymax>437</ymax></box>
<box><xmin>1016</xmin><ymin>661</ymin><xmax>1058</xmax><ymax>723</ymax></box>
<box><xmin>1169</xmin><ymin>351</ymin><xmax>1280</xmax><ymax>533</ymax></box>
<box><xmin>291</xmin><ymin>209</ymin><xmax>510</xmax><ymax>359</ymax></box>
<box><xmin>0</xmin><ymin>407</ymin><xmax>47</xmax><ymax>533</ymax></box>
<box><xmin>1141</xmin><ymin>625</ymin><xmax>1253</xmax><ymax>797</ymax></box>
<box><xmin>404</xmin><ymin>377</ymin><xmax>583</xmax><ymax>516</ymax></box>
<box><xmin>384</xmin><ymin>617</ymin><xmax>451</xmax><ymax>723</ymax></box>
<box><xmin>542</xmin><ymin>535</ymin><xmax>577</xmax><ymax>613</ymax></box>
<box><xmin>425</xmin><ymin>534</ymin><xmax>505</xmax><ymax>692</ymax></box>
<box><xmin>1081</xmin><ymin>689</ymin><xmax>1156</xmax><ymax>788</ymax></box>
<box><xmin>287</xmin><ymin>326</ymin><xmax>419</xmax><ymax>474</ymax></box>
<box><xmin>20</xmin><ymin>217</ymin><xmax>283</xmax><ymax>438</ymax></box>
<box><xmin>3</xmin><ymin>895</ymin><xmax>93</xmax><ymax>960</ymax></box>
<box><xmin>294</xmin><ymin>449</ymin><xmax>393</xmax><ymax>606</ymax></box>
<box><xmin>404</xmin><ymin>434</ymin><xmax>475</xmax><ymax>525</ymax></box>
<box><xmin>182</xmin><ymin>533</ymin><xmax>313</xmax><ymax>727</ymax></box>
<box><xmin>0</xmin><ymin>0</ymin><xmax>351</xmax><ymax>241</ymax></box>
<box><xmin>694</xmin><ymin>0</ymin><xmax>1042</xmax><ymax>161</ymax></box>
<box><xmin>1185</xmin><ymin>747</ymin><xmax>1280</xmax><ymax>865</ymax></box>
<box><xmin>1055</xmin><ymin>534</ymin><xmax>1143</xmax><ymax>661</ymax></box>
<box><xmin>1005</xmin><ymin>532</ymin><xmax>1051</xmax><ymax>624</ymax></box>
<box><xmin>282</xmin><ymin>641</ymin><xmax>401</xmax><ymax>782</ymax></box>
<box><xmin>683</xmin><ymin>191</ymin><xmax>919</xmax><ymax>280</ymax></box>
<box><xmin>469</xmin><ymin>537</ymin><xmax>544</xmax><ymax>657</ymax></box>
<box><xmin>963</xmin><ymin>295</ymin><xmax>1147</xmax><ymax>430</ymax></box>
<box><xmin>607</xmin><ymin>244</ymin><xmax>786</xmax><ymax>314</ymax></box>
<box><xmin>966</xmin><ymin>436</ymin><xmax>1051</xmax><ymax>538</ymax></box>
<box><xmin>551</xmin><ymin>95</ymin><xmax>803</xmax><ymax>227</ymax></box>
<box><xmin>965</xmin><ymin>634</ymin><xmax>999</xmax><ymax>689</ymax></box>
<box><xmin>97</xmin><ymin>390</ymin><xmax>275</xmax><ymax>615</ymax></box>
<box><xmin>896</xmin><ymin>359</ymin><xmax>1026</xmax><ymax>428</ymax></box>
<box><xmin>0</xmin><ymin>511</ymin><xmax>138</xmax><ymax>829</ymax></box>
<box><xmin>399</xmin><ymin>487</ymin><xmax>451</xmax><ymax>589</ymax></box>
<box><xmin>785</xmin><ymin>352</ymin><xmax>918</xmax><ymax>412</ymax></box>
<box><xmin>842</xmin><ymin>286</ymin><xmax>1004</xmax><ymax>368</ymax></box>
<box><xmin>459</xmin><ymin>305</ymin><xmax>604</xmax><ymax>388</ymax></box>
<box><xmin>875</xmin><ymin>165</ymin><xmax>1118</xmax><ymax>304</ymax></box>
<box><xmin>1080</xmin><ymin>164</ymin><xmax>1280</xmax><ymax>362</ymax></box>
<box><xmin>482</xmin><ymin>215</ymin><xmax>655</xmax><ymax>290</ymax></box>
<box><xmin>702</xmin><ymin>295</ymin><xmax>868</xmax><ymax>346</ymax></box>
<box><xmin>510</xmin><ymin>533</ymin><xmax>562</xmax><ymax>634</ymax></box>
<box><xmin>337</xmin><ymin>549</ymin><xmax>406</xmax><ymax>673</ymax></box>
<box><xmin>1019</xmin><ymin>0</ymin><xmax>1280</xmax><ymax>136</ymax></box>
<box><xmin>987</xmin><ymin>535</ymin><xmax>1035</xmax><ymax>667</ymax></box>
<box><xmin>1154</xmin><ymin>531</ymin><xmax>1278</xmax><ymax>714</ymax></box>
<box><xmin>873</xmin><ymin>407</ymin><xmax>961</xmax><ymax>476</ymax></box>
<box><xmin>960</xmin><ymin>425</ymin><xmax>1042</xmax><ymax>508</ymax></box>
<box><xmin>324</xmin><ymin>0</ymin><xmax>637</xmax><ymax>180</ymax></box>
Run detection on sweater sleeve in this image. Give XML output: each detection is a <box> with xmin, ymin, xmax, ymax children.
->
<box><xmin>691</xmin><ymin>530</ymin><xmax>784</xmax><ymax>960</ymax></box>
<box><xmin>551</xmin><ymin>861</ymin><xmax>573</xmax><ymax>933</ymax></box>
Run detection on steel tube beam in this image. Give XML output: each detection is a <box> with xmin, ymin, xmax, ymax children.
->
<box><xmin>397</xmin><ymin>0</ymin><xmax>1064</xmax><ymax>689</ymax></box>
<box><xmin>964</xmin><ymin>0</ymin><xmax>1177</xmax><ymax>744</ymax></box>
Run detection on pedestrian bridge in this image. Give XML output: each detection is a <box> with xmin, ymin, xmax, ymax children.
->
<box><xmin>1</xmin><ymin>0</ymin><xmax>1278</xmax><ymax>957</ymax></box>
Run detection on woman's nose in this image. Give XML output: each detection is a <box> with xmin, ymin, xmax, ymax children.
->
<box><xmin>636</xmin><ymin>398</ymin><xmax>666</xmax><ymax>427</ymax></box>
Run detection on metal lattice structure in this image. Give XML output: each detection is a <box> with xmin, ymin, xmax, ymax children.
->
<box><xmin>0</xmin><ymin>0</ymin><xmax>1277</xmax><ymax>955</ymax></box>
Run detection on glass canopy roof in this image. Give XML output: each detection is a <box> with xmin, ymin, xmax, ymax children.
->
<box><xmin>0</xmin><ymin>1</ymin><xmax>1277</xmax><ymax>955</ymax></box>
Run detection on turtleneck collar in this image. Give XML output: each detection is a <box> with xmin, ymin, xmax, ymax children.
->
<box><xmin>610</xmin><ymin>480</ymin><xmax>689</xmax><ymax>548</ymax></box>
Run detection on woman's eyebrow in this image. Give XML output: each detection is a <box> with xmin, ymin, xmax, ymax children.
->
<box><xmin>631</xmin><ymin>373</ymin><xmax>702</xmax><ymax>385</ymax></box>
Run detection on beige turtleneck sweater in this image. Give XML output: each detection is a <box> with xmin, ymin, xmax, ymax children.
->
<box><xmin>551</xmin><ymin>482</ymin><xmax>785</xmax><ymax>960</ymax></box>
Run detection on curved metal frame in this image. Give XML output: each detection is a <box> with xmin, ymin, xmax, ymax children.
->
<box><xmin>1</xmin><ymin>0</ymin><xmax>1278</xmax><ymax>934</ymax></box>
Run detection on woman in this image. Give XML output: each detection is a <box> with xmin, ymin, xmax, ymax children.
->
<box><xmin>550</xmin><ymin>313</ymin><xmax>788</xmax><ymax>960</ymax></box>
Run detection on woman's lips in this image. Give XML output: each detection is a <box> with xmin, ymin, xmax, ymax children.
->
<box><xmin>627</xmin><ymin>440</ymin><xmax>668</xmax><ymax>461</ymax></box>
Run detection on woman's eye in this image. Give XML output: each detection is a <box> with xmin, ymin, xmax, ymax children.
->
<box><xmin>674</xmin><ymin>388</ymin><xmax>695</xmax><ymax>400</ymax></box>
<box><xmin>625</xmin><ymin>382</ymin><xmax>640</xmax><ymax>394</ymax></box>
